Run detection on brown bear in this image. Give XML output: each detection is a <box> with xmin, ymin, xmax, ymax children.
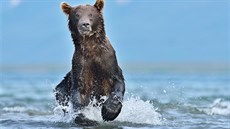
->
<box><xmin>54</xmin><ymin>0</ymin><xmax>125</xmax><ymax>126</ymax></box>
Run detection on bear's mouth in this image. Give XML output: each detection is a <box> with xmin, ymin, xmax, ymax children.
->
<box><xmin>78</xmin><ymin>26</ymin><xmax>93</xmax><ymax>36</ymax></box>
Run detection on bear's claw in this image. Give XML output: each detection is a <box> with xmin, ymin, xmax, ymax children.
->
<box><xmin>101</xmin><ymin>96</ymin><xmax>122</xmax><ymax>121</ymax></box>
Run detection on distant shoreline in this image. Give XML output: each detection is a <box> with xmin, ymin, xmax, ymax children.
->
<box><xmin>1</xmin><ymin>62</ymin><xmax>229</xmax><ymax>74</ymax></box>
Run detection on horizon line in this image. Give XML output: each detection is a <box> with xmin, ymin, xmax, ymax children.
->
<box><xmin>1</xmin><ymin>62</ymin><xmax>229</xmax><ymax>73</ymax></box>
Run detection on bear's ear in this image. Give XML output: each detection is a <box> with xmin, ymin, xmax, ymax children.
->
<box><xmin>61</xmin><ymin>2</ymin><xmax>72</xmax><ymax>15</ymax></box>
<box><xmin>94</xmin><ymin>0</ymin><xmax>104</xmax><ymax>12</ymax></box>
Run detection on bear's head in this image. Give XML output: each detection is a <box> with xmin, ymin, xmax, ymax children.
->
<box><xmin>61</xmin><ymin>0</ymin><xmax>105</xmax><ymax>38</ymax></box>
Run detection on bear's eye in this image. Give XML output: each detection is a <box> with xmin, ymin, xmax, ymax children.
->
<box><xmin>76</xmin><ymin>9</ymin><xmax>82</xmax><ymax>18</ymax></box>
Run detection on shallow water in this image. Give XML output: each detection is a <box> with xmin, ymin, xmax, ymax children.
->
<box><xmin>0</xmin><ymin>70</ymin><xmax>229</xmax><ymax>129</ymax></box>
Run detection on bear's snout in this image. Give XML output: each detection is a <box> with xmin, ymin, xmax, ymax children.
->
<box><xmin>82</xmin><ymin>23</ymin><xmax>90</xmax><ymax>29</ymax></box>
<box><xmin>78</xmin><ymin>18</ymin><xmax>92</xmax><ymax>36</ymax></box>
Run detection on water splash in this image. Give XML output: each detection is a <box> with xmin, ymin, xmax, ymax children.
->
<box><xmin>117</xmin><ymin>96</ymin><xmax>162</xmax><ymax>125</ymax></box>
<box><xmin>198</xmin><ymin>98</ymin><xmax>230</xmax><ymax>116</ymax></box>
<box><xmin>53</xmin><ymin>105</ymin><xmax>74</xmax><ymax>123</ymax></box>
<box><xmin>53</xmin><ymin>96</ymin><xmax>162</xmax><ymax>125</ymax></box>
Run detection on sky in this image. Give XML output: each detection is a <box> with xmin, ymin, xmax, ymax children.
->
<box><xmin>0</xmin><ymin>0</ymin><xmax>229</xmax><ymax>67</ymax></box>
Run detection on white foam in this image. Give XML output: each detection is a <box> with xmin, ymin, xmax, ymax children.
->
<box><xmin>116</xmin><ymin>96</ymin><xmax>162</xmax><ymax>125</ymax></box>
<box><xmin>82</xmin><ymin>102</ymin><xmax>103</xmax><ymax>121</ymax></box>
<box><xmin>199</xmin><ymin>98</ymin><xmax>230</xmax><ymax>116</ymax></box>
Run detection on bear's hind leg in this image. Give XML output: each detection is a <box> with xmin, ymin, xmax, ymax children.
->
<box><xmin>74</xmin><ymin>113</ymin><xmax>98</xmax><ymax>126</ymax></box>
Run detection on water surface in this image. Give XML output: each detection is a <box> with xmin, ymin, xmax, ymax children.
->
<box><xmin>0</xmin><ymin>69</ymin><xmax>229</xmax><ymax>129</ymax></box>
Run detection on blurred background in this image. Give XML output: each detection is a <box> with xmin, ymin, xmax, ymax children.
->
<box><xmin>0</xmin><ymin>1</ymin><xmax>229</xmax><ymax>128</ymax></box>
<box><xmin>1</xmin><ymin>0</ymin><xmax>229</xmax><ymax>74</ymax></box>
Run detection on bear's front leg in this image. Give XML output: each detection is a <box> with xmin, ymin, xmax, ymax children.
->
<box><xmin>71</xmin><ymin>62</ymin><xmax>99</xmax><ymax>126</ymax></box>
<box><xmin>102</xmin><ymin>80</ymin><xmax>125</xmax><ymax>121</ymax></box>
<box><xmin>70</xmin><ymin>88</ymin><xmax>82</xmax><ymax>111</ymax></box>
<box><xmin>71</xmin><ymin>51</ymin><xmax>87</xmax><ymax>110</ymax></box>
<box><xmin>70</xmin><ymin>81</ymin><xmax>99</xmax><ymax>126</ymax></box>
<box><xmin>70</xmin><ymin>77</ymin><xmax>98</xmax><ymax>126</ymax></box>
<box><xmin>54</xmin><ymin>72</ymin><xmax>71</xmax><ymax>114</ymax></box>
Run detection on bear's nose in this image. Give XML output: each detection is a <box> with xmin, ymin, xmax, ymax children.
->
<box><xmin>81</xmin><ymin>23</ymin><xmax>90</xmax><ymax>28</ymax></box>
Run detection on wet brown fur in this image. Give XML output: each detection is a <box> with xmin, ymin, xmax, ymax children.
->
<box><xmin>78</xmin><ymin>36</ymin><xmax>116</xmax><ymax>103</ymax></box>
<box><xmin>56</xmin><ymin>0</ymin><xmax>124</xmax><ymax>108</ymax></box>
